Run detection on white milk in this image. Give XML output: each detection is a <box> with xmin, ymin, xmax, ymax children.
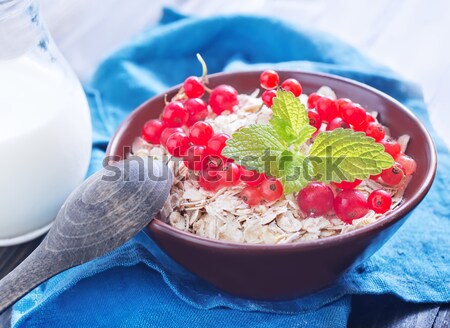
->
<box><xmin>0</xmin><ymin>55</ymin><xmax>92</xmax><ymax>241</ymax></box>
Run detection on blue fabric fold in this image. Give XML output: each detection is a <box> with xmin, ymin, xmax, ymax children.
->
<box><xmin>12</xmin><ymin>7</ymin><xmax>450</xmax><ymax>328</ymax></box>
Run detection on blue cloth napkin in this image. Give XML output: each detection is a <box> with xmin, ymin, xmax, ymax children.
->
<box><xmin>12</xmin><ymin>8</ymin><xmax>450</xmax><ymax>328</ymax></box>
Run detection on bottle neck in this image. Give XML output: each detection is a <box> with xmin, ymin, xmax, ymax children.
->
<box><xmin>0</xmin><ymin>0</ymin><xmax>47</xmax><ymax>60</ymax></box>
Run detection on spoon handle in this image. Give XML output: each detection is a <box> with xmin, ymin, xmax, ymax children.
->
<box><xmin>0</xmin><ymin>246</ymin><xmax>62</xmax><ymax>315</ymax></box>
<box><xmin>0</xmin><ymin>158</ymin><xmax>172</xmax><ymax>315</ymax></box>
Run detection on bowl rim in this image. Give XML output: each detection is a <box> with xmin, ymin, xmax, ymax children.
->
<box><xmin>107</xmin><ymin>70</ymin><xmax>437</xmax><ymax>252</ymax></box>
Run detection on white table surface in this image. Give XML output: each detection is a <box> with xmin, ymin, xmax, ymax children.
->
<box><xmin>40</xmin><ymin>0</ymin><xmax>450</xmax><ymax>147</ymax></box>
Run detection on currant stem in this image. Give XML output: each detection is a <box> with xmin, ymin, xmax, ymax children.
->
<box><xmin>172</xmin><ymin>87</ymin><xmax>186</xmax><ymax>101</ymax></box>
<box><xmin>196</xmin><ymin>53</ymin><xmax>208</xmax><ymax>82</ymax></box>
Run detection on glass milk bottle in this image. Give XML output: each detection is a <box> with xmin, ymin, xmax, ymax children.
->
<box><xmin>0</xmin><ymin>0</ymin><xmax>92</xmax><ymax>245</ymax></box>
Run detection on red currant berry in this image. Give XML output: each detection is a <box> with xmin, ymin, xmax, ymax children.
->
<box><xmin>260</xmin><ymin>177</ymin><xmax>283</xmax><ymax>202</ymax></box>
<box><xmin>381</xmin><ymin>162</ymin><xmax>405</xmax><ymax>186</ymax></box>
<box><xmin>217</xmin><ymin>162</ymin><xmax>241</xmax><ymax>187</ymax></box>
<box><xmin>326</xmin><ymin>117</ymin><xmax>350</xmax><ymax>131</ymax></box>
<box><xmin>198</xmin><ymin>175</ymin><xmax>219</xmax><ymax>192</ymax></box>
<box><xmin>366</xmin><ymin>114</ymin><xmax>375</xmax><ymax>123</ymax></box>
<box><xmin>336</xmin><ymin>98</ymin><xmax>352</xmax><ymax>114</ymax></box>
<box><xmin>262</xmin><ymin>90</ymin><xmax>277</xmax><ymax>107</ymax></box>
<box><xmin>161</xmin><ymin>101</ymin><xmax>189</xmax><ymax>127</ymax></box>
<box><xmin>353</xmin><ymin>123</ymin><xmax>367</xmax><ymax>132</ymax></box>
<box><xmin>307</xmin><ymin>92</ymin><xmax>322</xmax><ymax>109</ymax></box>
<box><xmin>207</xmin><ymin>133</ymin><xmax>230</xmax><ymax>156</ymax></box>
<box><xmin>260</xmin><ymin>70</ymin><xmax>279</xmax><ymax>90</ymax></box>
<box><xmin>185</xmin><ymin>98</ymin><xmax>208</xmax><ymax>126</ymax></box>
<box><xmin>308</xmin><ymin>110</ymin><xmax>322</xmax><ymax>130</ymax></box>
<box><xmin>240</xmin><ymin>167</ymin><xmax>265</xmax><ymax>187</ymax></box>
<box><xmin>365</xmin><ymin>122</ymin><xmax>385</xmax><ymax>141</ymax></box>
<box><xmin>333</xmin><ymin>190</ymin><xmax>368</xmax><ymax>223</ymax></box>
<box><xmin>142</xmin><ymin>119</ymin><xmax>165</xmax><ymax>144</ymax></box>
<box><xmin>367</xmin><ymin>189</ymin><xmax>392</xmax><ymax>214</ymax></box>
<box><xmin>200</xmin><ymin>155</ymin><xmax>223</xmax><ymax>179</ymax></box>
<box><xmin>160</xmin><ymin>127</ymin><xmax>184</xmax><ymax>148</ymax></box>
<box><xmin>241</xmin><ymin>186</ymin><xmax>263</xmax><ymax>206</ymax></box>
<box><xmin>189</xmin><ymin>121</ymin><xmax>214</xmax><ymax>146</ymax></box>
<box><xmin>332</xmin><ymin>179</ymin><xmax>362</xmax><ymax>190</ymax></box>
<box><xmin>297</xmin><ymin>182</ymin><xmax>334</xmax><ymax>216</ymax></box>
<box><xmin>317</xmin><ymin>96</ymin><xmax>339</xmax><ymax>122</ymax></box>
<box><xmin>395</xmin><ymin>153</ymin><xmax>417</xmax><ymax>176</ymax></box>
<box><xmin>340</xmin><ymin>102</ymin><xmax>366</xmax><ymax>126</ymax></box>
<box><xmin>353</xmin><ymin>114</ymin><xmax>375</xmax><ymax>132</ymax></box>
<box><xmin>183</xmin><ymin>76</ymin><xmax>205</xmax><ymax>99</ymax></box>
<box><xmin>370</xmin><ymin>173</ymin><xmax>381</xmax><ymax>181</ymax></box>
<box><xmin>209</xmin><ymin>85</ymin><xmax>238</xmax><ymax>115</ymax></box>
<box><xmin>281</xmin><ymin>78</ymin><xmax>302</xmax><ymax>97</ymax></box>
<box><xmin>165</xmin><ymin>132</ymin><xmax>190</xmax><ymax>157</ymax></box>
<box><xmin>379</xmin><ymin>138</ymin><xmax>401</xmax><ymax>158</ymax></box>
<box><xmin>183</xmin><ymin>145</ymin><xmax>206</xmax><ymax>171</ymax></box>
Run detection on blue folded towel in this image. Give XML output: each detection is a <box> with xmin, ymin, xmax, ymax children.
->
<box><xmin>12</xmin><ymin>8</ymin><xmax>450</xmax><ymax>328</ymax></box>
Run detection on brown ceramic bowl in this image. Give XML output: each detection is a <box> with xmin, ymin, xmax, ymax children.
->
<box><xmin>106</xmin><ymin>71</ymin><xmax>437</xmax><ymax>300</ymax></box>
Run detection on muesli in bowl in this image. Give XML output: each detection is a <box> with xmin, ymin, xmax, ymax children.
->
<box><xmin>132</xmin><ymin>57</ymin><xmax>417</xmax><ymax>245</ymax></box>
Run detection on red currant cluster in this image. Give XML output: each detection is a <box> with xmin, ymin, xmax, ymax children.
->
<box><xmin>258</xmin><ymin>70</ymin><xmax>416</xmax><ymax>190</ymax></box>
<box><xmin>141</xmin><ymin>67</ymin><xmax>417</xmax><ymax>222</ymax></box>
<box><xmin>142</xmin><ymin>56</ymin><xmax>240</xmax><ymax>145</ymax></box>
<box><xmin>143</xmin><ymin>116</ymin><xmax>285</xmax><ymax>205</ymax></box>
<box><xmin>259</xmin><ymin>70</ymin><xmax>303</xmax><ymax>107</ymax></box>
<box><xmin>199</xmin><ymin>156</ymin><xmax>285</xmax><ymax>206</ymax></box>
<box><xmin>143</xmin><ymin>84</ymin><xmax>239</xmax><ymax>142</ymax></box>
<box><xmin>302</xmin><ymin>91</ymin><xmax>416</xmax><ymax>222</ymax></box>
<box><xmin>305</xmin><ymin>84</ymin><xmax>416</xmax><ymax>187</ymax></box>
<box><xmin>256</xmin><ymin>69</ymin><xmax>418</xmax><ymax>223</ymax></box>
<box><xmin>141</xmin><ymin>68</ymin><xmax>286</xmax><ymax>206</ymax></box>
<box><xmin>297</xmin><ymin>182</ymin><xmax>393</xmax><ymax>223</ymax></box>
<box><xmin>240</xmin><ymin>173</ymin><xmax>284</xmax><ymax>206</ymax></box>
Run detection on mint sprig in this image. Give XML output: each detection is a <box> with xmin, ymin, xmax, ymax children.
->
<box><xmin>222</xmin><ymin>90</ymin><xmax>394</xmax><ymax>194</ymax></box>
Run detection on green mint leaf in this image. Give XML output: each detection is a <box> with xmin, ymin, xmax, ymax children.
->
<box><xmin>308</xmin><ymin>128</ymin><xmax>394</xmax><ymax>183</ymax></box>
<box><xmin>270</xmin><ymin>90</ymin><xmax>315</xmax><ymax>144</ymax></box>
<box><xmin>277</xmin><ymin>151</ymin><xmax>312</xmax><ymax>194</ymax></box>
<box><xmin>271</xmin><ymin>118</ymin><xmax>316</xmax><ymax>146</ymax></box>
<box><xmin>293</xmin><ymin>125</ymin><xmax>317</xmax><ymax>145</ymax></box>
<box><xmin>222</xmin><ymin>124</ymin><xmax>287</xmax><ymax>173</ymax></box>
<box><xmin>270</xmin><ymin>117</ymin><xmax>297</xmax><ymax>143</ymax></box>
<box><xmin>271</xmin><ymin>89</ymin><xmax>309</xmax><ymax>132</ymax></box>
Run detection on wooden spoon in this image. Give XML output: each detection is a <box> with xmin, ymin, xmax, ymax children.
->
<box><xmin>0</xmin><ymin>156</ymin><xmax>172</xmax><ymax>314</ymax></box>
